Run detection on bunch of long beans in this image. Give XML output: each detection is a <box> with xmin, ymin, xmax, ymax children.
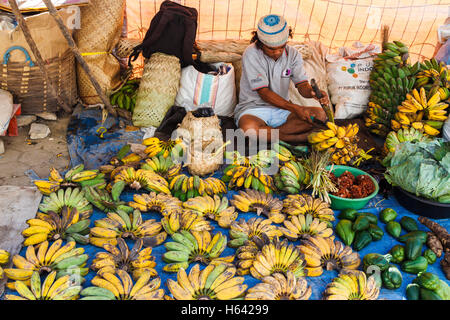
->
<box><xmin>303</xmin><ymin>150</ymin><xmax>337</xmax><ymax>203</ymax></box>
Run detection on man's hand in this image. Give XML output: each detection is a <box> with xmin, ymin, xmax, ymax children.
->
<box><xmin>292</xmin><ymin>105</ymin><xmax>313</xmax><ymax>124</ymax></box>
<box><xmin>311</xmin><ymin>89</ymin><xmax>330</xmax><ymax>106</ymax></box>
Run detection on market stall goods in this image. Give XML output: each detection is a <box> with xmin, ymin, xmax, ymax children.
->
<box><xmin>5</xmin><ymin>271</ymin><xmax>81</xmax><ymax>301</ymax></box>
<box><xmin>406</xmin><ymin>272</ymin><xmax>450</xmax><ymax>300</ymax></box>
<box><xmin>142</xmin><ymin>137</ymin><xmax>185</xmax><ymax>158</ymax></box>
<box><xmin>392</xmin><ymin>88</ymin><xmax>449</xmax><ymax>136</ymax></box>
<box><xmin>113</xmin><ymin>167</ymin><xmax>170</xmax><ymax>194</ymax></box>
<box><xmin>166</xmin><ymin>263</ymin><xmax>247</xmax><ymax>300</ymax></box>
<box><xmin>230</xmin><ymin>190</ymin><xmax>285</xmax><ymax>224</ymax></box>
<box><xmin>182</xmin><ymin>195</ymin><xmax>238</xmax><ymax>228</ymax></box>
<box><xmin>84</xmin><ymin>186</ymin><xmax>133</xmax><ymax>214</ymax></box>
<box><xmin>323</xmin><ymin>270</ymin><xmax>379</xmax><ymax>300</ymax></box>
<box><xmin>162</xmin><ymin>230</ymin><xmax>234</xmax><ymax>273</ymax></box>
<box><xmin>39</xmin><ymin>187</ymin><xmax>93</xmax><ymax>220</ymax></box>
<box><xmin>3</xmin><ymin>241</ymin><xmax>87</xmax><ymax>285</ymax></box>
<box><xmin>89</xmin><ymin>209</ymin><xmax>167</xmax><ymax>248</ymax></box>
<box><xmin>298</xmin><ymin>237</ymin><xmax>361</xmax><ymax>277</ymax></box>
<box><xmin>250</xmin><ymin>237</ymin><xmax>307</xmax><ymax>280</ymax></box>
<box><xmin>127</xmin><ymin>192</ymin><xmax>182</xmax><ymax>216</ymax></box>
<box><xmin>141</xmin><ymin>155</ymin><xmax>182</xmax><ymax>181</ymax></box>
<box><xmin>110</xmin><ymin>78</ymin><xmax>140</xmax><ymax>113</ymax></box>
<box><xmin>22</xmin><ymin>207</ymin><xmax>90</xmax><ymax>246</ymax></box>
<box><xmin>384</xmin><ymin>127</ymin><xmax>431</xmax><ymax>154</ymax></box>
<box><xmin>90</xmin><ymin>238</ymin><xmax>157</xmax><ymax>280</ymax></box>
<box><xmin>161</xmin><ymin>210</ymin><xmax>213</xmax><ymax>235</ymax></box>
<box><xmin>273</xmin><ymin>160</ymin><xmax>309</xmax><ymax>194</ymax></box>
<box><xmin>330</xmin><ymin>171</ymin><xmax>376</xmax><ymax>199</ymax></box>
<box><xmin>222</xmin><ymin>165</ymin><xmax>277</xmax><ymax>194</ymax></box>
<box><xmin>0</xmin><ymin>249</ymin><xmax>10</xmax><ymax>280</ymax></box>
<box><xmin>228</xmin><ymin>217</ymin><xmax>282</xmax><ymax>249</ymax></box>
<box><xmin>415</xmin><ymin>59</ymin><xmax>450</xmax><ymax>92</ymax></box>
<box><xmin>279</xmin><ymin>214</ymin><xmax>333</xmax><ymax>241</ymax></box>
<box><xmin>365</xmin><ymin>41</ymin><xmax>419</xmax><ymax>137</ymax></box>
<box><xmin>169</xmin><ymin>174</ymin><xmax>227</xmax><ymax>201</ymax></box>
<box><xmin>34</xmin><ymin>165</ymin><xmax>107</xmax><ymax>195</ymax></box>
<box><xmin>383</xmin><ymin>140</ymin><xmax>450</xmax><ymax>204</ymax></box>
<box><xmin>283</xmin><ymin>194</ymin><xmax>335</xmax><ymax>223</ymax></box>
<box><xmin>245</xmin><ymin>272</ymin><xmax>311</xmax><ymax>300</ymax></box>
<box><xmin>81</xmin><ymin>270</ymin><xmax>165</xmax><ymax>300</ymax></box>
<box><xmin>233</xmin><ymin>232</ymin><xmax>272</xmax><ymax>276</ymax></box>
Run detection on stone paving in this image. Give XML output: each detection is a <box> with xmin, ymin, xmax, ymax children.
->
<box><xmin>0</xmin><ymin>113</ymin><xmax>71</xmax><ymax>186</ymax></box>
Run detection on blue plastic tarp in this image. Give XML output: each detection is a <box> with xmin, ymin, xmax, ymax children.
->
<box><xmin>4</xmin><ymin>108</ymin><xmax>449</xmax><ymax>300</ymax></box>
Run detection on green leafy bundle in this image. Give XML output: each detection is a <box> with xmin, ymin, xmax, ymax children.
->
<box><xmin>383</xmin><ymin>140</ymin><xmax>450</xmax><ymax>203</ymax></box>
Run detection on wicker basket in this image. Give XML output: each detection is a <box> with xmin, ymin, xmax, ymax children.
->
<box><xmin>115</xmin><ymin>38</ymin><xmax>141</xmax><ymax>59</ymax></box>
<box><xmin>177</xmin><ymin>111</ymin><xmax>224</xmax><ymax>176</ymax></box>
<box><xmin>0</xmin><ymin>47</ymin><xmax>77</xmax><ymax>114</ymax></box>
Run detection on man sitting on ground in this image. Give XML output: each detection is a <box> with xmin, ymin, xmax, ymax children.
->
<box><xmin>235</xmin><ymin>14</ymin><xmax>331</xmax><ymax>143</ymax></box>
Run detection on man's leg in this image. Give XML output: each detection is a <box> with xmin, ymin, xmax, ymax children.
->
<box><xmin>239</xmin><ymin>114</ymin><xmax>313</xmax><ymax>143</ymax></box>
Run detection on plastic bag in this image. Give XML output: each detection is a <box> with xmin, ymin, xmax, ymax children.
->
<box><xmin>443</xmin><ymin>117</ymin><xmax>450</xmax><ymax>142</ymax></box>
<box><xmin>0</xmin><ymin>89</ymin><xmax>13</xmax><ymax>135</ymax></box>
<box><xmin>175</xmin><ymin>62</ymin><xmax>236</xmax><ymax>117</ymax></box>
<box><xmin>435</xmin><ymin>39</ymin><xmax>450</xmax><ymax>65</ymax></box>
<box><xmin>326</xmin><ymin>42</ymin><xmax>380</xmax><ymax>119</ymax></box>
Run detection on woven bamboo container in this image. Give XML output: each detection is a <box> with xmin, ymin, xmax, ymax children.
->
<box><xmin>0</xmin><ymin>49</ymin><xmax>77</xmax><ymax>114</ymax></box>
<box><xmin>177</xmin><ymin>111</ymin><xmax>223</xmax><ymax>176</ymax></box>
<box><xmin>74</xmin><ymin>0</ymin><xmax>125</xmax><ymax>105</ymax></box>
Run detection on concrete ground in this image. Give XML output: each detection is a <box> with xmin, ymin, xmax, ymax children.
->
<box><xmin>0</xmin><ymin>112</ymin><xmax>71</xmax><ymax>186</ymax></box>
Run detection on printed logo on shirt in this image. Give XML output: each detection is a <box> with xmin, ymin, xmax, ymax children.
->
<box><xmin>251</xmin><ymin>73</ymin><xmax>265</xmax><ymax>84</ymax></box>
<box><xmin>282</xmin><ymin>68</ymin><xmax>291</xmax><ymax>78</ymax></box>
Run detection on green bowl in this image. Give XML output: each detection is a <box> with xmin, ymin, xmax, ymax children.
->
<box><xmin>327</xmin><ymin>165</ymin><xmax>379</xmax><ymax>210</ymax></box>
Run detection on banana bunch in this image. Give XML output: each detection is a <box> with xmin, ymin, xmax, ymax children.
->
<box><xmin>298</xmin><ymin>236</ymin><xmax>361</xmax><ymax>277</ymax></box>
<box><xmin>110</xmin><ymin>78</ymin><xmax>140</xmax><ymax>113</ymax></box>
<box><xmin>99</xmin><ymin>145</ymin><xmax>143</xmax><ymax>180</ymax></box>
<box><xmin>384</xmin><ymin>127</ymin><xmax>431</xmax><ymax>154</ymax></box>
<box><xmin>169</xmin><ymin>174</ymin><xmax>227</xmax><ymax>201</ymax></box>
<box><xmin>308</xmin><ymin>122</ymin><xmax>359</xmax><ymax>151</ymax></box>
<box><xmin>81</xmin><ymin>270</ymin><xmax>165</xmax><ymax>300</ymax></box>
<box><xmin>279</xmin><ymin>214</ymin><xmax>333</xmax><ymax>242</ymax></box>
<box><xmin>113</xmin><ymin>167</ymin><xmax>170</xmax><ymax>194</ymax></box>
<box><xmin>22</xmin><ymin>207</ymin><xmax>90</xmax><ymax>246</ymax></box>
<box><xmin>5</xmin><ymin>271</ymin><xmax>81</xmax><ymax>300</ymax></box>
<box><xmin>233</xmin><ymin>231</ymin><xmax>274</xmax><ymax>276</ymax></box>
<box><xmin>273</xmin><ymin>160</ymin><xmax>310</xmax><ymax>194</ymax></box>
<box><xmin>182</xmin><ymin>195</ymin><xmax>238</xmax><ymax>228</ymax></box>
<box><xmin>283</xmin><ymin>194</ymin><xmax>335</xmax><ymax>223</ymax></box>
<box><xmin>273</xmin><ymin>143</ymin><xmax>295</xmax><ymax>163</ymax></box>
<box><xmin>228</xmin><ymin>217</ymin><xmax>282</xmax><ymax>248</ymax></box>
<box><xmin>323</xmin><ymin>270</ymin><xmax>379</xmax><ymax>300</ymax></box>
<box><xmin>162</xmin><ymin>230</ymin><xmax>234</xmax><ymax>273</ymax></box>
<box><xmin>416</xmin><ymin>58</ymin><xmax>449</xmax><ymax>91</ymax></box>
<box><xmin>230</xmin><ymin>189</ymin><xmax>285</xmax><ymax>224</ymax></box>
<box><xmin>222</xmin><ymin>165</ymin><xmax>276</xmax><ymax>194</ymax></box>
<box><xmin>329</xmin><ymin>143</ymin><xmax>365</xmax><ymax>166</ymax></box>
<box><xmin>225</xmin><ymin>149</ymin><xmax>277</xmax><ymax>168</ymax></box>
<box><xmin>142</xmin><ymin>137</ymin><xmax>185</xmax><ymax>158</ymax></box>
<box><xmin>161</xmin><ymin>210</ymin><xmax>213</xmax><ymax>235</ymax></box>
<box><xmin>128</xmin><ymin>192</ymin><xmax>182</xmax><ymax>215</ymax></box>
<box><xmin>365</xmin><ymin>41</ymin><xmax>420</xmax><ymax>136</ymax></box>
<box><xmin>84</xmin><ymin>185</ymin><xmax>133</xmax><ymax>214</ymax></box>
<box><xmin>141</xmin><ymin>155</ymin><xmax>182</xmax><ymax>180</ymax></box>
<box><xmin>0</xmin><ymin>249</ymin><xmax>10</xmax><ymax>280</ymax></box>
<box><xmin>166</xmin><ymin>263</ymin><xmax>247</xmax><ymax>300</ymax></box>
<box><xmin>4</xmin><ymin>241</ymin><xmax>88</xmax><ymax>286</ymax></box>
<box><xmin>392</xmin><ymin>87</ymin><xmax>449</xmax><ymax>136</ymax></box>
<box><xmin>245</xmin><ymin>271</ymin><xmax>311</xmax><ymax>300</ymax></box>
<box><xmin>39</xmin><ymin>187</ymin><xmax>93</xmax><ymax>220</ymax></box>
<box><xmin>90</xmin><ymin>238</ymin><xmax>157</xmax><ymax>280</ymax></box>
<box><xmin>89</xmin><ymin>209</ymin><xmax>167</xmax><ymax>248</ymax></box>
<box><xmin>34</xmin><ymin>164</ymin><xmax>107</xmax><ymax>195</ymax></box>
<box><xmin>250</xmin><ymin>237</ymin><xmax>307</xmax><ymax>280</ymax></box>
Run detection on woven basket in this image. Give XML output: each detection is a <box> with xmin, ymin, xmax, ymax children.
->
<box><xmin>177</xmin><ymin>112</ymin><xmax>223</xmax><ymax>176</ymax></box>
<box><xmin>115</xmin><ymin>38</ymin><xmax>141</xmax><ymax>59</ymax></box>
<box><xmin>132</xmin><ymin>53</ymin><xmax>181</xmax><ymax>128</ymax></box>
<box><xmin>0</xmin><ymin>48</ymin><xmax>77</xmax><ymax>114</ymax></box>
<box><xmin>74</xmin><ymin>0</ymin><xmax>125</xmax><ymax>105</ymax></box>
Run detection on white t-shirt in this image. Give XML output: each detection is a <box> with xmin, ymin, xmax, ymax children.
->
<box><xmin>234</xmin><ymin>43</ymin><xmax>309</xmax><ymax>120</ymax></box>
